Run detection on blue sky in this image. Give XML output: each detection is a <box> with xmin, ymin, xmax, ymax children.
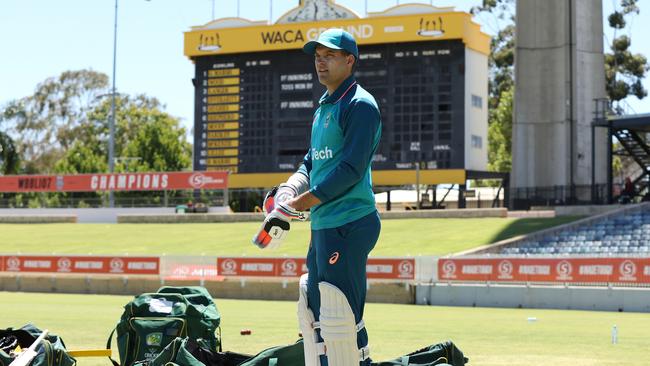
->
<box><xmin>1</xmin><ymin>0</ymin><xmax>648</xmax><ymax>137</ymax></box>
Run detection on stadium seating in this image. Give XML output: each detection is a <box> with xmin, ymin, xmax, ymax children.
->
<box><xmin>500</xmin><ymin>205</ymin><xmax>650</xmax><ymax>255</ymax></box>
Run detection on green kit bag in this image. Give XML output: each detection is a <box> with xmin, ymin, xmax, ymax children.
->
<box><xmin>133</xmin><ymin>337</ymin><xmax>250</xmax><ymax>366</ymax></box>
<box><xmin>0</xmin><ymin>324</ymin><xmax>76</xmax><ymax>366</ymax></box>
<box><xmin>139</xmin><ymin>338</ymin><xmax>303</xmax><ymax>366</ymax></box>
<box><xmin>133</xmin><ymin>338</ymin><xmax>467</xmax><ymax>366</ymax></box>
<box><xmin>235</xmin><ymin>339</ymin><xmax>467</xmax><ymax>366</ymax></box>
<box><xmin>108</xmin><ymin>286</ymin><xmax>221</xmax><ymax>366</ymax></box>
<box><xmin>237</xmin><ymin>340</ymin><xmax>305</xmax><ymax>366</ymax></box>
<box><xmin>371</xmin><ymin>341</ymin><xmax>468</xmax><ymax>366</ymax></box>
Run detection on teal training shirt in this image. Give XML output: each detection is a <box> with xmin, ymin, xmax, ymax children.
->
<box><xmin>297</xmin><ymin>75</ymin><xmax>382</xmax><ymax>230</ymax></box>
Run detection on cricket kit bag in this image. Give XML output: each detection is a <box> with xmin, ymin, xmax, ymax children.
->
<box><xmin>134</xmin><ymin>338</ymin><xmax>466</xmax><ymax>366</ymax></box>
<box><xmin>0</xmin><ymin>324</ymin><xmax>76</xmax><ymax>366</ymax></box>
<box><xmin>133</xmin><ymin>337</ymin><xmax>251</xmax><ymax>366</ymax></box>
<box><xmin>237</xmin><ymin>340</ymin><xmax>305</xmax><ymax>366</ymax></box>
<box><xmin>371</xmin><ymin>341</ymin><xmax>468</xmax><ymax>366</ymax></box>
<box><xmin>138</xmin><ymin>338</ymin><xmax>303</xmax><ymax>366</ymax></box>
<box><xmin>107</xmin><ymin>286</ymin><xmax>221</xmax><ymax>366</ymax></box>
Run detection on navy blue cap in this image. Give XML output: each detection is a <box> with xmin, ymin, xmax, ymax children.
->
<box><xmin>303</xmin><ymin>28</ymin><xmax>358</xmax><ymax>59</ymax></box>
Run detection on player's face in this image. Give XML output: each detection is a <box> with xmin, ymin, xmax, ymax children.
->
<box><xmin>314</xmin><ymin>46</ymin><xmax>354</xmax><ymax>92</ymax></box>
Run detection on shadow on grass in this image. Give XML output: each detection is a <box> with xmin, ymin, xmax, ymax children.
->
<box><xmin>489</xmin><ymin>216</ymin><xmax>585</xmax><ymax>243</ymax></box>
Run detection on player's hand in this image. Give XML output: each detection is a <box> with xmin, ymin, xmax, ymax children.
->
<box><xmin>263</xmin><ymin>184</ymin><xmax>297</xmax><ymax>216</ymax></box>
<box><xmin>252</xmin><ymin>202</ymin><xmax>307</xmax><ymax>249</ymax></box>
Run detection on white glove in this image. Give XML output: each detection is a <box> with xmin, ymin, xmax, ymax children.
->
<box><xmin>252</xmin><ymin>202</ymin><xmax>307</xmax><ymax>249</ymax></box>
<box><xmin>263</xmin><ymin>184</ymin><xmax>298</xmax><ymax>216</ymax></box>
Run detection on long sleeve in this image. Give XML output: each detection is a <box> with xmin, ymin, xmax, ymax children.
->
<box><xmin>310</xmin><ymin>99</ymin><xmax>380</xmax><ymax>203</ymax></box>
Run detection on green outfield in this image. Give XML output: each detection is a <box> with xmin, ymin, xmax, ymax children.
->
<box><xmin>1</xmin><ymin>292</ymin><xmax>648</xmax><ymax>366</ymax></box>
<box><xmin>0</xmin><ymin>216</ymin><xmax>580</xmax><ymax>256</ymax></box>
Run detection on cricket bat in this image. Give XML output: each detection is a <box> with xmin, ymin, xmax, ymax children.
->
<box><xmin>9</xmin><ymin>329</ymin><xmax>49</xmax><ymax>366</ymax></box>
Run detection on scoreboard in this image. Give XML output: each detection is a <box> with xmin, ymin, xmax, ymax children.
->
<box><xmin>193</xmin><ymin>40</ymin><xmax>465</xmax><ymax>173</ymax></box>
<box><xmin>186</xmin><ymin>6</ymin><xmax>489</xmax><ymax>185</ymax></box>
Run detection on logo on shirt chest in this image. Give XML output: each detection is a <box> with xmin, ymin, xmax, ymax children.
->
<box><xmin>312</xmin><ymin>146</ymin><xmax>333</xmax><ymax>160</ymax></box>
<box><xmin>324</xmin><ymin>112</ymin><xmax>332</xmax><ymax>128</ymax></box>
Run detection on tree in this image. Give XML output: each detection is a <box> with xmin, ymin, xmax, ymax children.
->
<box><xmin>488</xmin><ymin>88</ymin><xmax>513</xmax><ymax>173</ymax></box>
<box><xmin>77</xmin><ymin>94</ymin><xmax>192</xmax><ymax>174</ymax></box>
<box><xmin>0</xmin><ymin>69</ymin><xmax>109</xmax><ymax>173</ymax></box>
<box><xmin>53</xmin><ymin>94</ymin><xmax>192</xmax><ymax>206</ymax></box>
<box><xmin>605</xmin><ymin>0</ymin><xmax>648</xmax><ymax>114</ymax></box>
<box><xmin>471</xmin><ymin>1</ymin><xmax>515</xmax><ymax>174</ymax></box>
<box><xmin>0</xmin><ymin>70</ymin><xmax>192</xmax><ymax>207</ymax></box>
<box><xmin>0</xmin><ymin>70</ymin><xmax>191</xmax><ymax>176</ymax></box>
<box><xmin>0</xmin><ymin>131</ymin><xmax>19</xmax><ymax>175</ymax></box>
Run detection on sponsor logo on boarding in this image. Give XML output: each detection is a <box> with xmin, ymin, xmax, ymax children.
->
<box><xmin>556</xmin><ymin>260</ymin><xmax>573</xmax><ymax>280</ymax></box>
<box><xmin>188</xmin><ymin>172</ymin><xmax>222</xmax><ymax>189</ymax></box>
<box><xmin>6</xmin><ymin>256</ymin><xmax>20</xmax><ymax>271</ymax></box>
<box><xmin>397</xmin><ymin>260</ymin><xmax>414</xmax><ymax>278</ymax></box>
<box><xmin>90</xmin><ymin>173</ymin><xmax>169</xmax><ymax>190</ymax></box>
<box><xmin>57</xmin><ymin>257</ymin><xmax>72</xmax><ymax>272</ymax></box>
<box><xmin>440</xmin><ymin>260</ymin><xmax>457</xmax><ymax>279</ymax></box>
<box><xmin>619</xmin><ymin>260</ymin><xmax>637</xmax><ymax>281</ymax></box>
<box><xmin>497</xmin><ymin>260</ymin><xmax>513</xmax><ymax>279</ymax></box>
<box><xmin>281</xmin><ymin>259</ymin><xmax>298</xmax><ymax>276</ymax></box>
<box><xmin>110</xmin><ymin>258</ymin><xmax>125</xmax><ymax>273</ymax></box>
<box><xmin>312</xmin><ymin>146</ymin><xmax>333</xmax><ymax>160</ymax></box>
<box><xmin>220</xmin><ymin>259</ymin><xmax>237</xmax><ymax>275</ymax></box>
<box><xmin>55</xmin><ymin>175</ymin><xmax>64</xmax><ymax>191</ymax></box>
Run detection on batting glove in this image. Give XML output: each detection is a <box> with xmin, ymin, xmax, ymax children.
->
<box><xmin>252</xmin><ymin>202</ymin><xmax>307</xmax><ymax>250</ymax></box>
<box><xmin>263</xmin><ymin>184</ymin><xmax>298</xmax><ymax>216</ymax></box>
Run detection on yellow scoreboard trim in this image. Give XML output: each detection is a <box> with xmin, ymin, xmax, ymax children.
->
<box><xmin>207</xmin><ymin>148</ymin><xmax>238</xmax><ymax>157</ymax></box>
<box><xmin>207</xmin><ymin>95</ymin><xmax>240</xmax><ymax>104</ymax></box>
<box><xmin>225</xmin><ymin>169</ymin><xmax>466</xmax><ymax>188</ymax></box>
<box><xmin>207</xmin><ymin>130</ymin><xmax>239</xmax><ymax>138</ymax></box>
<box><xmin>207</xmin><ymin>122</ymin><xmax>239</xmax><ymax>130</ymax></box>
<box><xmin>207</xmin><ymin>139</ymin><xmax>239</xmax><ymax>148</ymax></box>
<box><xmin>207</xmin><ymin>113</ymin><xmax>239</xmax><ymax>122</ymax></box>
<box><xmin>207</xmin><ymin>86</ymin><xmax>239</xmax><ymax>95</ymax></box>
<box><xmin>208</xmin><ymin>69</ymin><xmax>240</xmax><ymax>77</ymax></box>
<box><xmin>208</xmin><ymin>157</ymin><xmax>239</xmax><ymax>165</ymax></box>
<box><xmin>185</xmin><ymin>12</ymin><xmax>489</xmax><ymax>57</ymax></box>
<box><xmin>208</xmin><ymin>166</ymin><xmax>238</xmax><ymax>173</ymax></box>
<box><xmin>207</xmin><ymin>104</ymin><xmax>239</xmax><ymax>113</ymax></box>
<box><xmin>207</xmin><ymin>77</ymin><xmax>240</xmax><ymax>86</ymax></box>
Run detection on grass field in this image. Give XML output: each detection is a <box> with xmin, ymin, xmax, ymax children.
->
<box><xmin>1</xmin><ymin>292</ymin><xmax>648</xmax><ymax>366</ymax></box>
<box><xmin>0</xmin><ymin>216</ymin><xmax>580</xmax><ymax>256</ymax></box>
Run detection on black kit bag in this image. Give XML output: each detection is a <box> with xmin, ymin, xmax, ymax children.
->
<box><xmin>0</xmin><ymin>324</ymin><xmax>76</xmax><ymax>366</ymax></box>
<box><xmin>133</xmin><ymin>337</ymin><xmax>249</xmax><ymax>366</ymax></box>
<box><xmin>371</xmin><ymin>341</ymin><xmax>468</xmax><ymax>366</ymax></box>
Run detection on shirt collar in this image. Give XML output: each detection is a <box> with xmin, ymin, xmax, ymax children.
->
<box><xmin>319</xmin><ymin>75</ymin><xmax>356</xmax><ymax>105</ymax></box>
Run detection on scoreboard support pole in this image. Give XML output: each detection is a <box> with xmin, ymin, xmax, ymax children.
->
<box><xmin>386</xmin><ymin>190</ymin><xmax>391</xmax><ymax>211</ymax></box>
<box><xmin>458</xmin><ymin>184</ymin><xmax>467</xmax><ymax>209</ymax></box>
<box><xmin>416</xmin><ymin>163</ymin><xmax>421</xmax><ymax>210</ymax></box>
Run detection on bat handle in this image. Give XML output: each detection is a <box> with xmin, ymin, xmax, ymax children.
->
<box><xmin>8</xmin><ymin>330</ymin><xmax>49</xmax><ymax>366</ymax></box>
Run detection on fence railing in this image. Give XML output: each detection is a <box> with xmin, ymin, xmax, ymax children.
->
<box><xmin>511</xmin><ymin>184</ymin><xmax>610</xmax><ymax>210</ymax></box>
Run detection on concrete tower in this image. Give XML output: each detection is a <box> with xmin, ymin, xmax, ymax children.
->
<box><xmin>512</xmin><ymin>0</ymin><xmax>608</xmax><ymax>205</ymax></box>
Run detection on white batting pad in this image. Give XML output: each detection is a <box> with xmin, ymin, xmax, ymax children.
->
<box><xmin>297</xmin><ymin>273</ymin><xmax>322</xmax><ymax>366</ymax></box>
<box><xmin>318</xmin><ymin>281</ymin><xmax>362</xmax><ymax>366</ymax></box>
